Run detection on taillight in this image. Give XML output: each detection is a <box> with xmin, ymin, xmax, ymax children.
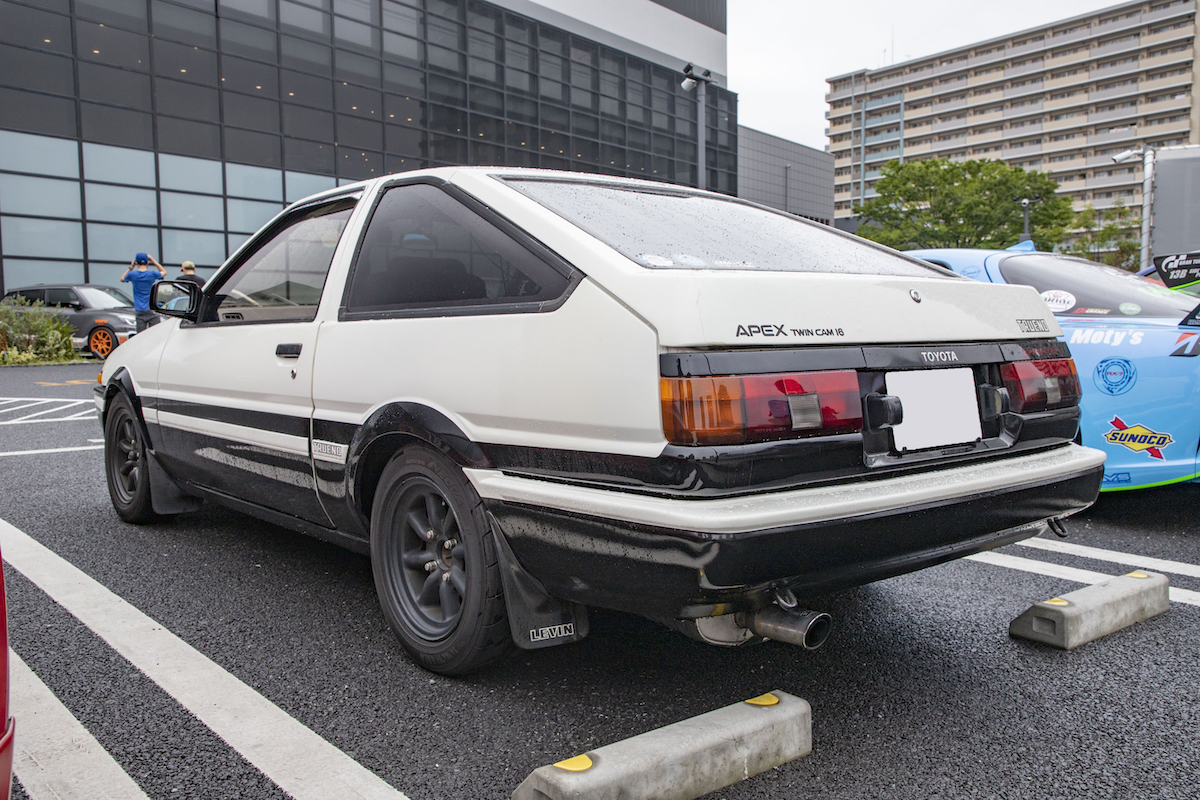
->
<box><xmin>1000</xmin><ymin>358</ymin><xmax>1081</xmax><ymax>413</ymax></box>
<box><xmin>661</xmin><ymin>370</ymin><xmax>863</xmax><ymax>445</ymax></box>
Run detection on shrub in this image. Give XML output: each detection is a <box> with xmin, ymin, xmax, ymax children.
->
<box><xmin>0</xmin><ymin>297</ymin><xmax>77</xmax><ymax>364</ymax></box>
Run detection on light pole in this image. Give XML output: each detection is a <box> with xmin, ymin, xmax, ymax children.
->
<box><xmin>1113</xmin><ymin>147</ymin><xmax>1155</xmax><ymax>271</ymax></box>
<box><xmin>783</xmin><ymin>164</ymin><xmax>791</xmax><ymax>214</ymax></box>
<box><xmin>680</xmin><ymin>63</ymin><xmax>713</xmax><ymax>191</ymax></box>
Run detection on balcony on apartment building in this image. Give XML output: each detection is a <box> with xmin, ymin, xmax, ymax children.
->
<box><xmin>1005</xmin><ymin>81</ymin><xmax>1046</xmax><ymax>100</ymax></box>
<box><xmin>1007</xmin><ymin>139</ymin><xmax>1043</xmax><ymax>155</ymax></box>
<box><xmin>864</xmin><ymin>129</ymin><xmax>902</xmax><ymax>145</ymax></box>
<box><xmin>865</xmin><ymin>111</ymin><xmax>902</xmax><ymax>127</ymax></box>
<box><xmin>1091</xmin><ymin>80</ymin><xmax>1141</xmax><ymax>102</ymax></box>
<box><xmin>1142</xmin><ymin>45</ymin><xmax>1196</xmax><ymax>71</ymax></box>
<box><xmin>1007</xmin><ymin>60</ymin><xmax>1048</xmax><ymax>78</ymax></box>
<box><xmin>1144</xmin><ymin>0</ymin><xmax>1197</xmax><ymax>25</ymax></box>
<box><xmin>1045</xmin><ymin>48</ymin><xmax>1093</xmax><ymax>72</ymax></box>
<box><xmin>1005</xmin><ymin>99</ymin><xmax>1045</xmax><ymax>118</ymax></box>
<box><xmin>1091</xmin><ymin>57</ymin><xmax>1145</xmax><ymax>81</ymax></box>
<box><xmin>1044</xmin><ymin>89</ymin><xmax>1092</xmax><ymax>111</ymax></box>
<box><xmin>967</xmin><ymin>128</ymin><xmax>1005</xmax><ymax>145</ymax></box>
<box><xmin>863</xmin><ymin>146</ymin><xmax>902</xmax><ymax>163</ymax></box>
<box><xmin>864</xmin><ymin>92</ymin><xmax>904</xmax><ymax>110</ymax></box>
<box><xmin>1088</xmin><ymin>126</ymin><xmax>1142</xmax><ymax>145</ymax></box>
<box><xmin>1142</xmin><ymin>70</ymin><xmax>1193</xmax><ymax>94</ymax></box>
<box><xmin>1091</xmin><ymin>34</ymin><xmax>1144</xmax><ymax>59</ymax></box>
<box><xmin>1086</xmin><ymin>171</ymin><xmax>1140</xmax><ymax>189</ymax></box>
<box><xmin>932</xmin><ymin>116</ymin><xmax>969</xmax><ymax>133</ymax></box>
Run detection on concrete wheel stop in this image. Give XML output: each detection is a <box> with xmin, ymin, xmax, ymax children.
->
<box><xmin>1009</xmin><ymin>569</ymin><xmax>1170</xmax><ymax>649</ymax></box>
<box><xmin>511</xmin><ymin>690</ymin><xmax>812</xmax><ymax>800</ymax></box>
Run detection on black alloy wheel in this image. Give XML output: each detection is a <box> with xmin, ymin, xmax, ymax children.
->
<box><xmin>371</xmin><ymin>447</ymin><xmax>511</xmax><ymax>675</ymax></box>
<box><xmin>104</xmin><ymin>393</ymin><xmax>156</xmax><ymax>523</ymax></box>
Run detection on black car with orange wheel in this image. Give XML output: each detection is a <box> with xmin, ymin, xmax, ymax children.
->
<box><xmin>2</xmin><ymin>284</ymin><xmax>137</xmax><ymax>359</ymax></box>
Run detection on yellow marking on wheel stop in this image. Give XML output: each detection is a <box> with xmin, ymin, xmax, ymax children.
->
<box><xmin>1126</xmin><ymin>571</ymin><xmax>1149</xmax><ymax>578</ymax></box>
<box><xmin>553</xmin><ymin>754</ymin><xmax>593</xmax><ymax>772</ymax></box>
<box><xmin>1045</xmin><ymin>598</ymin><xmax>1069</xmax><ymax>606</ymax></box>
<box><xmin>710</xmin><ymin>603</ymin><xmax>726</xmax><ymax>616</ymax></box>
<box><xmin>744</xmin><ymin>693</ymin><xmax>780</xmax><ymax>706</ymax></box>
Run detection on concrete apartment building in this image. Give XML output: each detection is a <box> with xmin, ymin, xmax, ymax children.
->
<box><xmin>826</xmin><ymin>0</ymin><xmax>1198</xmax><ymax>230</ymax></box>
<box><xmin>737</xmin><ymin>125</ymin><xmax>834</xmax><ymax>224</ymax></box>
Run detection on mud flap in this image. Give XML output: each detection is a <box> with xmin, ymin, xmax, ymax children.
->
<box><xmin>489</xmin><ymin>513</ymin><xmax>588</xmax><ymax>650</ymax></box>
<box><xmin>147</xmin><ymin>449</ymin><xmax>204</xmax><ymax>515</ymax></box>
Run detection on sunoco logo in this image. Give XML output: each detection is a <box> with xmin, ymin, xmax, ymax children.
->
<box><xmin>529</xmin><ymin>623</ymin><xmax>575</xmax><ymax>642</ymax></box>
<box><xmin>1104</xmin><ymin>417</ymin><xmax>1173</xmax><ymax>460</ymax></box>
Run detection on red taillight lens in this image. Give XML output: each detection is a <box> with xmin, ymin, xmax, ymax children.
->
<box><xmin>1000</xmin><ymin>358</ymin><xmax>1081</xmax><ymax>413</ymax></box>
<box><xmin>661</xmin><ymin>370</ymin><xmax>862</xmax><ymax>445</ymax></box>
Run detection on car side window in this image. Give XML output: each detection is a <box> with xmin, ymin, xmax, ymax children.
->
<box><xmin>201</xmin><ymin>197</ymin><xmax>357</xmax><ymax>324</ymax></box>
<box><xmin>16</xmin><ymin>290</ymin><xmax>43</xmax><ymax>304</ymax></box>
<box><xmin>343</xmin><ymin>183</ymin><xmax>569</xmax><ymax>314</ymax></box>
<box><xmin>45</xmin><ymin>288</ymin><xmax>80</xmax><ymax>307</ymax></box>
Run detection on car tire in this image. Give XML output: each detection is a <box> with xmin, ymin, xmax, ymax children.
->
<box><xmin>88</xmin><ymin>327</ymin><xmax>116</xmax><ymax>359</ymax></box>
<box><xmin>104</xmin><ymin>393</ymin><xmax>157</xmax><ymax>524</ymax></box>
<box><xmin>370</xmin><ymin>446</ymin><xmax>512</xmax><ymax>675</ymax></box>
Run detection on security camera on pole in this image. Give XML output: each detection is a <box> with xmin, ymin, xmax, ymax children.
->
<box><xmin>680</xmin><ymin>63</ymin><xmax>713</xmax><ymax>191</ymax></box>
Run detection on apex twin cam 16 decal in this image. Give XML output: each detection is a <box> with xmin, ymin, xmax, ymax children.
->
<box><xmin>1104</xmin><ymin>417</ymin><xmax>1173</xmax><ymax>460</ymax></box>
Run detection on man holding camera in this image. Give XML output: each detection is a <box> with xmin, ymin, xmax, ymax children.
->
<box><xmin>122</xmin><ymin>252</ymin><xmax>167</xmax><ymax>332</ymax></box>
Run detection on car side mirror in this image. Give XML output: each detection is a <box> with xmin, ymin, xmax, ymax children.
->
<box><xmin>151</xmin><ymin>280</ymin><xmax>201</xmax><ymax>321</ymax></box>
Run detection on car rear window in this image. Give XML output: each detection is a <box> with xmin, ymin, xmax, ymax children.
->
<box><xmin>999</xmin><ymin>254</ymin><xmax>1196</xmax><ymax>318</ymax></box>
<box><xmin>505</xmin><ymin>179</ymin><xmax>949</xmax><ymax>278</ymax></box>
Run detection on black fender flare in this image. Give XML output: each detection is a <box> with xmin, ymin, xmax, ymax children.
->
<box><xmin>345</xmin><ymin>402</ymin><xmax>492</xmax><ymax>529</ymax></box>
<box><xmin>102</xmin><ymin>368</ymin><xmax>202</xmax><ymax>515</ymax></box>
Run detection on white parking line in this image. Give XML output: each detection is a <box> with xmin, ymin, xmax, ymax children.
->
<box><xmin>0</xmin><ymin>446</ymin><xmax>104</xmax><ymax>458</ymax></box>
<box><xmin>0</xmin><ymin>398</ymin><xmax>97</xmax><ymax>425</ymax></box>
<box><xmin>3</xmin><ymin>400</ymin><xmax>89</xmax><ymax>424</ymax></box>
<box><xmin>10</xmin><ymin>649</ymin><xmax>152</xmax><ymax>800</ymax></box>
<box><xmin>1016</xmin><ymin>537</ymin><xmax>1200</xmax><ymax>579</ymax></box>
<box><xmin>0</xmin><ymin>519</ymin><xmax>411</xmax><ymax>800</ymax></box>
<box><xmin>968</xmin><ymin>551</ymin><xmax>1200</xmax><ymax>606</ymax></box>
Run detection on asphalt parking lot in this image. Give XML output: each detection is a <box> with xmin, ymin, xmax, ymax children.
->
<box><xmin>2</xmin><ymin>362</ymin><xmax>1198</xmax><ymax>800</ymax></box>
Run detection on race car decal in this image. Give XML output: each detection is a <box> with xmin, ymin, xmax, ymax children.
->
<box><xmin>1068</xmin><ymin>328</ymin><xmax>1144</xmax><ymax>346</ymax></box>
<box><xmin>1103</xmin><ymin>472</ymin><xmax>1132</xmax><ymax>486</ymax></box>
<box><xmin>1040</xmin><ymin>290</ymin><xmax>1076</xmax><ymax>312</ymax></box>
<box><xmin>1093</xmin><ymin>357</ymin><xmax>1137</xmax><ymax>396</ymax></box>
<box><xmin>1170</xmin><ymin>332</ymin><xmax>1200</xmax><ymax>357</ymax></box>
<box><xmin>1104</xmin><ymin>417</ymin><xmax>1173</xmax><ymax>460</ymax></box>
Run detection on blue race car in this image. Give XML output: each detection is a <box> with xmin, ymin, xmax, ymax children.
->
<box><xmin>909</xmin><ymin>244</ymin><xmax>1200</xmax><ymax>491</ymax></box>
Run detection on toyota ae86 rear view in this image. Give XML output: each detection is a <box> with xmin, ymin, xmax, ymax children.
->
<box><xmin>97</xmin><ymin>168</ymin><xmax>1104</xmax><ymax>674</ymax></box>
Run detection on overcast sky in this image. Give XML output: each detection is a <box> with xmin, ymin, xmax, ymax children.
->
<box><xmin>726</xmin><ymin>0</ymin><xmax>1125</xmax><ymax>150</ymax></box>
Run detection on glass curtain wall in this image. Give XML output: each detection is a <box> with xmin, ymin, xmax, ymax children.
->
<box><xmin>0</xmin><ymin>0</ymin><xmax>738</xmax><ymax>293</ymax></box>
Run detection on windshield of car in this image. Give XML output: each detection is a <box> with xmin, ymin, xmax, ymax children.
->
<box><xmin>506</xmin><ymin>179</ymin><xmax>951</xmax><ymax>278</ymax></box>
<box><xmin>78</xmin><ymin>286</ymin><xmax>133</xmax><ymax>308</ymax></box>
<box><xmin>999</xmin><ymin>254</ymin><xmax>1196</xmax><ymax>318</ymax></box>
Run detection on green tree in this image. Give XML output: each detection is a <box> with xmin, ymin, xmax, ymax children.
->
<box><xmin>853</xmin><ymin>158</ymin><xmax>1073</xmax><ymax>251</ymax></box>
<box><xmin>1065</xmin><ymin>202</ymin><xmax>1140</xmax><ymax>271</ymax></box>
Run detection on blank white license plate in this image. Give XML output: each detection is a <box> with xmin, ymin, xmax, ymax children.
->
<box><xmin>886</xmin><ymin>368</ymin><xmax>982</xmax><ymax>452</ymax></box>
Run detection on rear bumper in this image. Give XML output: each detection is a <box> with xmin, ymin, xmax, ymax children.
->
<box><xmin>468</xmin><ymin>444</ymin><xmax>1105</xmax><ymax>617</ymax></box>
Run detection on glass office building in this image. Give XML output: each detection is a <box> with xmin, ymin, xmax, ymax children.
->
<box><xmin>0</xmin><ymin>0</ymin><xmax>736</xmax><ymax>292</ymax></box>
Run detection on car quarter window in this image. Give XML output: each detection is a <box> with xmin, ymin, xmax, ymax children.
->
<box><xmin>16</xmin><ymin>289</ymin><xmax>43</xmax><ymax>303</ymax></box>
<box><xmin>45</xmin><ymin>287</ymin><xmax>80</xmax><ymax>306</ymax></box>
<box><xmin>201</xmin><ymin>197</ymin><xmax>358</xmax><ymax>325</ymax></box>
<box><xmin>343</xmin><ymin>183</ymin><xmax>569</xmax><ymax>315</ymax></box>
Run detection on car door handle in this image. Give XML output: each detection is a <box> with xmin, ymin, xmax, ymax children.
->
<box><xmin>276</xmin><ymin>343</ymin><xmax>302</xmax><ymax>358</ymax></box>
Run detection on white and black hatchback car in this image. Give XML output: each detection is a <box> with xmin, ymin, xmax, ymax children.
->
<box><xmin>98</xmin><ymin>168</ymin><xmax>1104</xmax><ymax>675</ymax></box>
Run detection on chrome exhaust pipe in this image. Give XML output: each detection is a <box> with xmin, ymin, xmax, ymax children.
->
<box><xmin>741</xmin><ymin>607</ymin><xmax>832</xmax><ymax>650</ymax></box>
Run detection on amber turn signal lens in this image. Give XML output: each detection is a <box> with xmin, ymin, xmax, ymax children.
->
<box><xmin>661</xmin><ymin>369</ymin><xmax>863</xmax><ymax>446</ymax></box>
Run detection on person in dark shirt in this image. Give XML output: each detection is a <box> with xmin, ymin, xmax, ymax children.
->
<box><xmin>122</xmin><ymin>253</ymin><xmax>166</xmax><ymax>332</ymax></box>
<box><xmin>178</xmin><ymin>260</ymin><xmax>206</xmax><ymax>289</ymax></box>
